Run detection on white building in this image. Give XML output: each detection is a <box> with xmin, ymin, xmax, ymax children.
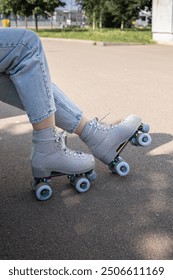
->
<box><xmin>135</xmin><ymin>9</ymin><xmax>152</xmax><ymax>27</ymax></box>
<box><xmin>152</xmin><ymin>0</ymin><xmax>173</xmax><ymax>42</ymax></box>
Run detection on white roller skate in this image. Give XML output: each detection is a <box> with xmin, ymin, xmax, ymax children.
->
<box><xmin>31</xmin><ymin>127</ymin><xmax>96</xmax><ymax>200</ymax></box>
<box><xmin>80</xmin><ymin>114</ymin><xmax>152</xmax><ymax>177</ymax></box>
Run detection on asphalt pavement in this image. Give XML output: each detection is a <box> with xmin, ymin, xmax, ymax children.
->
<box><xmin>1</xmin><ymin>39</ymin><xmax>173</xmax><ymax>260</ymax></box>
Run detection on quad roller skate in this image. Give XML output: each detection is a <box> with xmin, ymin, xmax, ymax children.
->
<box><xmin>80</xmin><ymin>114</ymin><xmax>152</xmax><ymax>176</ymax></box>
<box><xmin>31</xmin><ymin>128</ymin><xmax>96</xmax><ymax>201</ymax></box>
<box><xmin>108</xmin><ymin>122</ymin><xmax>151</xmax><ymax>176</ymax></box>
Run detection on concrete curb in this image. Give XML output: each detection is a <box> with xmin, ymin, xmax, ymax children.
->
<box><xmin>96</xmin><ymin>41</ymin><xmax>144</xmax><ymax>46</ymax></box>
<box><xmin>40</xmin><ymin>37</ymin><xmax>95</xmax><ymax>45</ymax></box>
<box><xmin>40</xmin><ymin>37</ymin><xmax>144</xmax><ymax>46</ymax></box>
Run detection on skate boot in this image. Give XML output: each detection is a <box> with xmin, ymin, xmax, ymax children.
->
<box><xmin>31</xmin><ymin>127</ymin><xmax>96</xmax><ymax>200</ymax></box>
<box><xmin>80</xmin><ymin>114</ymin><xmax>151</xmax><ymax>176</ymax></box>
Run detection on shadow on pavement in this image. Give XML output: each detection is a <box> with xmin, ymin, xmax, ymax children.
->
<box><xmin>0</xmin><ymin>121</ymin><xmax>173</xmax><ymax>260</ymax></box>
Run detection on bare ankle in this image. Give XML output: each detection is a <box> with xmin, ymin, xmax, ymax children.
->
<box><xmin>75</xmin><ymin>116</ymin><xmax>89</xmax><ymax>136</ymax></box>
<box><xmin>32</xmin><ymin>114</ymin><xmax>55</xmax><ymax>131</ymax></box>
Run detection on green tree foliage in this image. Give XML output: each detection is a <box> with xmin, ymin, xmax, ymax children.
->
<box><xmin>106</xmin><ymin>0</ymin><xmax>142</xmax><ymax>29</ymax></box>
<box><xmin>141</xmin><ymin>0</ymin><xmax>152</xmax><ymax>10</ymax></box>
<box><xmin>0</xmin><ymin>0</ymin><xmax>23</xmax><ymax>26</ymax></box>
<box><xmin>76</xmin><ymin>0</ymin><xmax>101</xmax><ymax>30</ymax></box>
<box><xmin>76</xmin><ymin>0</ymin><xmax>152</xmax><ymax>29</ymax></box>
<box><xmin>27</xmin><ymin>0</ymin><xmax>65</xmax><ymax>31</ymax></box>
<box><xmin>0</xmin><ymin>0</ymin><xmax>65</xmax><ymax>30</ymax></box>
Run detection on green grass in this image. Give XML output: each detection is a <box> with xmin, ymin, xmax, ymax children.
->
<box><xmin>35</xmin><ymin>27</ymin><xmax>154</xmax><ymax>44</ymax></box>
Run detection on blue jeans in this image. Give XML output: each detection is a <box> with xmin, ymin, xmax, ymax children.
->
<box><xmin>0</xmin><ymin>28</ymin><xmax>83</xmax><ymax>133</ymax></box>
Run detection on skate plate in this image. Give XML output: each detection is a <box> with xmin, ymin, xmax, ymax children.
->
<box><xmin>32</xmin><ymin>169</ymin><xmax>97</xmax><ymax>201</ymax></box>
<box><xmin>108</xmin><ymin>122</ymin><xmax>152</xmax><ymax>176</ymax></box>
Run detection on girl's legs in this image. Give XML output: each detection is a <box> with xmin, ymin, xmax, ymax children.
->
<box><xmin>32</xmin><ymin>114</ymin><xmax>55</xmax><ymax>131</ymax></box>
<box><xmin>52</xmin><ymin>83</ymin><xmax>142</xmax><ymax>165</ymax></box>
<box><xmin>0</xmin><ymin>28</ymin><xmax>55</xmax><ymax>124</ymax></box>
<box><xmin>1</xmin><ymin>72</ymin><xmax>140</xmax><ymax>165</ymax></box>
<box><xmin>2</xmin><ymin>69</ymin><xmax>141</xmax><ymax>166</ymax></box>
<box><xmin>0</xmin><ymin>73</ymin><xmax>87</xmax><ymax>133</ymax></box>
<box><xmin>0</xmin><ymin>28</ymin><xmax>95</xmax><ymax>178</ymax></box>
<box><xmin>0</xmin><ymin>28</ymin><xmax>142</xmax><ymax>171</ymax></box>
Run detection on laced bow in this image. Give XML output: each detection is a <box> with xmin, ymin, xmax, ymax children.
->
<box><xmin>89</xmin><ymin>113</ymin><xmax>125</xmax><ymax>131</ymax></box>
<box><xmin>89</xmin><ymin>117</ymin><xmax>120</xmax><ymax>131</ymax></box>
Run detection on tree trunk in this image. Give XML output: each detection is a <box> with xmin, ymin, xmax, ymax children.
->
<box><xmin>25</xmin><ymin>16</ymin><xmax>28</xmax><ymax>29</ymax></box>
<box><xmin>15</xmin><ymin>15</ymin><xmax>18</xmax><ymax>27</ymax></box>
<box><xmin>35</xmin><ymin>14</ymin><xmax>38</xmax><ymax>32</ymax></box>
<box><xmin>99</xmin><ymin>1</ymin><xmax>103</xmax><ymax>29</ymax></box>
<box><xmin>92</xmin><ymin>10</ymin><xmax>96</xmax><ymax>31</ymax></box>
<box><xmin>99</xmin><ymin>11</ymin><xmax>102</xmax><ymax>29</ymax></box>
<box><xmin>120</xmin><ymin>20</ymin><xmax>124</xmax><ymax>30</ymax></box>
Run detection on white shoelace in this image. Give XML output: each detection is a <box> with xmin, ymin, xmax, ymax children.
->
<box><xmin>89</xmin><ymin>118</ymin><xmax>118</xmax><ymax>131</ymax></box>
<box><xmin>54</xmin><ymin>129</ymin><xmax>84</xmax><ymax>158</ymax></box>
